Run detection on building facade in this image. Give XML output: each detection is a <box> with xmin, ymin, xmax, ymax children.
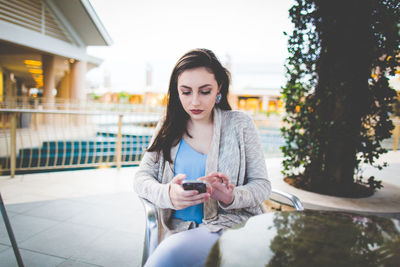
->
<box><xmin>0</xmin><ymin>0</ymin><xmax>112</xmax><ymax>105</ymax></box>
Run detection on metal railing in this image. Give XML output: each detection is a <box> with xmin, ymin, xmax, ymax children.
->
<box><xmin>0</xmin><ymin>96</ymin><xmax>164</xmax><ymax>113</ymax></box>
<box><xmin>0</xmin><ymin>107</ymin><xmax>163</xmax><ymax>177</ymax></box>
<box><xmin>1</xmin><ymin>97</ymin><xmax>398</xmax><ymax>177</ymax></box>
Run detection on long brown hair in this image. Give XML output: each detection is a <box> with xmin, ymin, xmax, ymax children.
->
<box><xmin>147</xmin><ymin>48</ymin><xmax>232</xmax><ymax>162</ymax></box>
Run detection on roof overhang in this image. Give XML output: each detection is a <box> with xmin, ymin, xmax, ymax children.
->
<box><xmin>0</xmin><ymin>0</ymin><xmax>112</xmax><ymax>61</ymax></box>
<box><xmin>52</xmin><ymin>0</ymin><xmax>112</xmax><ymax>46</ymax></box>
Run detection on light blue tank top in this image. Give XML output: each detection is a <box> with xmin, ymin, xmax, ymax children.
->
<box><xmin>173</xmin><ymin>138</ymin><xmax>207</xmax><ymax>224</ymax></box>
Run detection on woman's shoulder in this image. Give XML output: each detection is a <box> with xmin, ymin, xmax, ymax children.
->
<box><xmin>221</xmin><ymin>109</ymin><xmax>253</xmax><ymax>124</ymax></box>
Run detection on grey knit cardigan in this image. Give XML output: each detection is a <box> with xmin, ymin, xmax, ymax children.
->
<box><xmin>133</xmin><ymin>107</ymin><xmax>271</xmax><ymax>238</ymax></box>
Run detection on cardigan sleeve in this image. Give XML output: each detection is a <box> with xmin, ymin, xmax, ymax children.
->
<box><xmin>133</xmin><ymin>119</ymin><xmax>175</xmax><ymax>209</ymax></box>
<box><xmin>219</xmin><ymin>113</ymin><xmax>271</xmax><ymax>210</ymax></box>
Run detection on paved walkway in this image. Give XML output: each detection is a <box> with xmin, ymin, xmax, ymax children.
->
<box><xmin>0</xmin><ymin>151</ymin><xmax>399</xmax><ymax>266</ymax></box>
<box><xmin>268</xmin><ymin>150</ymin><xmax>400</xmax><ymax>215</ymax></box>
<box><xmin>0</xmin><ymin>168</ymin><xmax>144</xmax><ymax>267</ymax></box>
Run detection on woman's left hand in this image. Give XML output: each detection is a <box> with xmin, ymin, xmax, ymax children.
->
<box><xmin>199</xmin><ymin>172</ymin><xmax>235</xmax><ymax>205</ymax></box>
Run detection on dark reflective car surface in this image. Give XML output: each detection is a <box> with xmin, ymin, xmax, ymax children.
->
<box><xmin>206</xmin><ymin>210</ymin><xmax>400</xmax><ymax>267</ymax></box>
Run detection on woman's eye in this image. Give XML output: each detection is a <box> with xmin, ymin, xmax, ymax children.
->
<box><xmin>201</xmin><ymin>91</ymin><xmax>211</xmax><ymax>95</ymax></box>
<box><xmin>181</xmin><ymin>91</ymin><xmax>191</xmax><ymax>95</ymax></box>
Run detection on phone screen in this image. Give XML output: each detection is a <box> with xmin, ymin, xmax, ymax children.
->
<box><xmin>182</xmin><ymin>181</ymin><xmax>206</xmax><ymax>193</ymax></box>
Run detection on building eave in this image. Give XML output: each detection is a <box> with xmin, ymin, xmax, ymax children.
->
<box><xmin>80</xmin><ymin>0</ymin><xmax>113</xmax><ymax>46</ymax></box>
<box><xmin>52</xmin><ymin>0</ymin><xmax>113</xmax><ymax>46</ymax></box>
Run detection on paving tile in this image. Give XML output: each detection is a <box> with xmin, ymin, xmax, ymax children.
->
<box><xmin>0</xmin><ymin>214</ymin><xmax>59</xmax><ymax>245</ymax></box>
<box><xmin>5</xmin><ymin>201</ymin><xmax>49</xmax><ymax>214</ymax></box>
<box><xmin>114</xmin><ymin>209</ymin><xmax>145</xmax><ymax>234</ymax></box>
<box><xmin>78</xmin><ymin>192</ymin><xmax>141</xmax><ymax>212</ymax></box>
<box><xmin>57</xmin><ymin>258</ymin><xmax>102</xmax><ymax>267</ymax></box>
<box><xmin>0</xmin><ymin>247</ymin><xmax>65</xmax><ymax>267</ymax></box>
<box><xmin>1</xmin><ymin>191</ymin><xmax>149</xmax><ymax>266</ymax></box>
<box><xmin>2</xmin><ymin>193</ymin><xmax>58</xmax><ymax>206</ymax></box>
<box><xmin>0</xmin><ymin>209</ymin><xmax>18</xmax><ymax>246</ymax></box>
<box><xmin>68</xmin><ymin>192</ymin><xmax>145</xmax><ymax>234</ymax></box>
<box><xmin>22</xmin><ymin>198</ymin><xmax>94</xmax><ymax>222</ymax></box>
<box><xmin>66</xmin><ymin>203</ymin><xmax>145</xmax><ymax>234</ymax></box>
<box><xmin>0</xmin><ymin>208</ymin><xmax>18</xmax><ymax>218</ymax></box>
<box><xmin>19</xmin><ymin>222</ymin><xmax>106</xmax><ymax>259</ymax></box>
<box><xmin>65</xmin><ymin>205</ymin><xmax>123</xmax><ymax>229</ymax></box>
<box><xmin>72</xmin><ymin>230</ymin><xmax>143</xmax><ymax>267</ymax></box>
<box><xmin>0</xmin><ymin>243</ymin><xmax>10</xmax><ymax>253</ymax></box>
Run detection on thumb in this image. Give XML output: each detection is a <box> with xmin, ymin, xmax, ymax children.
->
<box><xmin>171</xmin><ymin>174</ymin><xmax>186</xmax><ymax>185</ymax></box>
<box><xmin>197</xmin><ymin>175</ymin><xmax>206</xmax><ymax>181</ymax></box>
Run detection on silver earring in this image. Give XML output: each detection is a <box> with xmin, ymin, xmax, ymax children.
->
<box><xmin>215</xmin><ymin>93</ymin><xmax>222</xmax><ymax>104</ymax></box>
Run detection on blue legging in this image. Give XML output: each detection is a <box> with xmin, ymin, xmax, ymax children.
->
<box><xmin>144</xmin><ymin>226</ymin><xmax>221</xmax><ymax>267</ymax></box>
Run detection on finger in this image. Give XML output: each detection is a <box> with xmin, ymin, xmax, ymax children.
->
<box><xmin>211</xmin><ymin>181</ymin><xmax>228</xmax><ymax>192</ymax></box>
<box><xmin>197</xmin><ymin>175</ymin><xmax>206</xmax><ymax>181</ymax></box>
<box><xmin>171</xmin><ymin>174</ymin><xmax>186</xmax><ymax>185</ymax></box>
<box><xmin>206</xmin><ymin>172</ymin><xmax>220</xmax><ymax>178</ymax></box>
<box><xmin>178</xmin><ymin>198</ymin><xmax>205</xmax><ymax>208</ymax></box>
<box><xmin>228</xmin><ymin>183</ymin><xmax>235</xmax><ymax>191</ymax></box>
<box><xmin>185</xmin><ymin>192</ymin><xmax>210</xmax><ymax>201</ymax></box>
<box><xmin>227</xmin><ymin>184</ymin><xmax>235</xmax><ymax>194</ymax></box>
<box><xmin>206</xmin><ymin>172</ymin><xmax>229</xmax><ymax>185</ymax></box>
<box><xmin>181</xmin><ymin>190</ymin><xmax>199</xmax><ymax>197</ymax></box>
<box><xmin>169</xmin><ymin>184</ymin><xmax>184</xmax><ymax>202</ymax></box>
<box><xmin>215</xmin><ymin>173</ymin><xmax>230</xmax><ymax>185</ymax></box>
<box><xmin>170</xmin><ymin>183</ymin><xmax>184</xmax><ymax>192</ymax></box>
<box><xmin>206</xmin><ymin>185</ymin><xmax>213</xmax><ymax>195</ymax></box>
<box><xmin>213</xmin><ymin>181</ymin><xmax>233</xmax><ymax>194</ymax></box>
<box><xmin>198</xmin><ymin>176</ymin><xmax>216</xmax><ymax>184</ymax></box>
<box><xmin>188</xmin><ymin>193</ymin><xmax>210</xmax><ymax>205</ymax></box>
<box><xmin>183</xmin><ymin>196</ymin><xmax>209</xmax><ymax>206</ymax></box>
<box><xmin>172</xmin><ymin>194</ymin><xmax>199</xmax><ymax>207</ymax></box>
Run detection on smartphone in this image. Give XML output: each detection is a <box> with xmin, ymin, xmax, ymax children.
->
<box><xmin>182</xmin><ymin>181</ymin><xmax>207</xmax><ymax>194</ymax></box>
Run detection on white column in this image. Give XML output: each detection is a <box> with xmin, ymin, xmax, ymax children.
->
<box><xmin>69</xmin><ymin>60</ymin><xmax>87</xmax><ymax>104</ymax></box>
<box><xmin>58</xmin><ymin>71</ymin><xmax>70</xmax><ymax>99</ymax></box>
<box><xmin>42</xmin><ymin>54</ymin><xmax>56</xmax><ymax>106</ymax></box>
<box><xmin>5</xmin><ymin>72</ymin><xmax>17</xmax><ymax>100</ymax></box>
<box><xmin>70</xmin><ymin>60</ymin><xmax>86</xmax><ymax>126</ymax></box>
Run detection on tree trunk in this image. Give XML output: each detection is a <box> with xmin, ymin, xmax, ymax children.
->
<box><xmin>306</xmin><ymin>0</ymin><xmax>373</xmax><ymax>194</ymax></box>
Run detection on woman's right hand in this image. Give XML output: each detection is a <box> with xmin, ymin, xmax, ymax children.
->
<box><xmin>169</xmin><ymin>174</ymin><xmax>210</xmax><ymax>210</ymax></box>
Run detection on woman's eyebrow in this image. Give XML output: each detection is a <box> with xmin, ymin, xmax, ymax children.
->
<box><xmin>199</xmin><ymin>84</ymin><xmax>212</xmax><ymax>89</ymax></box>
<box><xmin>179</xmin><ymin>84</ymin><xmax>212</xmax><ymax>89</ymax></box>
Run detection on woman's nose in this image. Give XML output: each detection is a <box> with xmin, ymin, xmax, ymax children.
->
<box><xmin>191</xmin><ymin>93</ymin><xmax>200</xmax><ymax>105</ymax></box>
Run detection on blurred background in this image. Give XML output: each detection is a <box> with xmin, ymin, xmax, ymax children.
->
<box><xmin>1</xmin><ymin>1</ymin><xmax>399</xmax><ymax>266</ymax></box>
<box><xmin>0</xmin><ymin>0</ymin><xmax>398</xmax><ymax>175</ymax></box>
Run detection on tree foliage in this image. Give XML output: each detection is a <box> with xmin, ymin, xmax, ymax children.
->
<box><xmin>281</xmin><ymin>0</ymin><xmax>400</xmax><ymax>196</ymax></box>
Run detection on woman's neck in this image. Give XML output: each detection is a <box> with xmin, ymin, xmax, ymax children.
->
<box><xmin>188</xmin><ymin>110</ymin><xmax>214</xmax><ymax>128</ymax></box>
<box><xmin>188</xmin><ymin>116</ymin><xmax>213</xmax><ymax>130</ymax></box>
<box><xmin>184</xmin><ymin>115</ymin><xmax>214</xmax><ymax>155</ymax></box>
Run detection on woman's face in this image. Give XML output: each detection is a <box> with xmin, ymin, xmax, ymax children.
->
<box><xmin>177</xmin><ymin>67</ymin><xmax>220</xmax><ymax>123</ymax></box>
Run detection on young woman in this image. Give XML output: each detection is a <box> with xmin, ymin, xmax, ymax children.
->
<box><xmin>134</xmin><ymin>48</ymin><xmax>271</xmax><ymax>267</ymax></box>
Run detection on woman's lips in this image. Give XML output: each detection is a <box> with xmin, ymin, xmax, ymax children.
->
<box><xmin>190</xmin><ymin>109</ymin><xmax>203</xmax><ymax>114</ymax></box>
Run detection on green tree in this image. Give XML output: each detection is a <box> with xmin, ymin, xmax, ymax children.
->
<box><xmin>281</xmin><ymin>0</ymin><xmax>400</xmax><ymax>196</ymax></box>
